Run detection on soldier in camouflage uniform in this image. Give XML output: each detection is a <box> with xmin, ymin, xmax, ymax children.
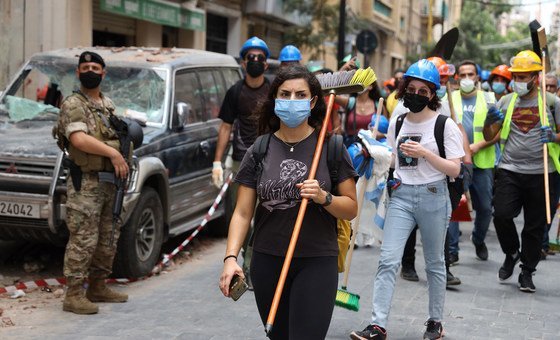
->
<box><xmin>54</xmin><ymin>51</ymin><xmax>129</xmax><ymax>314</ymax></box>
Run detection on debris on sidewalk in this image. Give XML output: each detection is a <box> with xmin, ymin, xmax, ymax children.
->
<box><xmin>10</xmin><ymin>289</ymin><xmax>25</xmax><ymax>299</ymax></box>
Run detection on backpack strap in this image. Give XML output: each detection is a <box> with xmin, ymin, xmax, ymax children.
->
<box><xmin>434</xmin><ymin>114</ymin><xmax>448</xmax><ymax>159</ymax></box>
<box><xmin>252</xmin><ymin>133</ymin><xmax>272</xmax><ymax>178</ymax></box>
<box><xmin>395</xmin><ymin>113</ymin><xmax>407</xmax><ymax>137</ymax></box>
<box><xmin>327</xmin><ymin>134</ymin><xmax>344</xmax><ymax>194</ymax></box>
<box><xmin>230</xmin><ymin>79</ymin><xmax>245</xmax><ymax>116</ymax></box>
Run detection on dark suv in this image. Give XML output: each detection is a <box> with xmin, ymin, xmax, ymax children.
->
<box><xmin>0</xmin><ymin>47</ymin><xmax>241</xmax><ymax>277</ymax></box>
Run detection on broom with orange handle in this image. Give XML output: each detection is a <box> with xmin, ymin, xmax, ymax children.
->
<box><xmin>264</xmin><ymin>68</ymin><xmax>377</xmax><ymax>336</ymax></box>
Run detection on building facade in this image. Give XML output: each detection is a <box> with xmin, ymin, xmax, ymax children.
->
<box><xmin>0</xmin><ymin>0</ymin><xmax>301</xmax><ymax>89</ymax></box>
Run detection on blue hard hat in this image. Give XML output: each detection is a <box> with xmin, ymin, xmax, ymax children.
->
<box><xmin>279</xmin><ymin>45</ymin><xmax>302</xmax><ymax>62</ymax></box>
<box><xmin>240</xmin><ymin>37</ymin><xmax>270</xmax><ymax>59</ymax></box>
<box><xmin>370</xmin><ymin>114</ymin><xmax>389</xmax><ymax>134</ymax></box>
<box><xmin>404</xmin><ymin>59</ymin><xmax>441</xmax><ymax>90</ymax></box>
<box><xmin>480</xmin><ymin>69</ymin><xmax>491</xmax><ymax>81</ymax></box>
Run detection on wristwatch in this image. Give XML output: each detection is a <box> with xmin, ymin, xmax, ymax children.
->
<box><xmin>322</xmin><ymin>192</ymin><xmax>333</xmax><ymax>206</ymax></box>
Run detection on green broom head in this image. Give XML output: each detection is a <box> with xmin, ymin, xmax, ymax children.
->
<box><xmin>335</xmin><ymin>287</ymin><xmax>360</xmax><ymax>311</ymax></box>
<box><xmin>316</xmin><ymin>68</ymin><xmax>377</xmax><ymax>95</ymax></box>
<box><xmin>549</xmin><ymin>238</ymin><xmax>560</xmax><ymax>251</ymax></box>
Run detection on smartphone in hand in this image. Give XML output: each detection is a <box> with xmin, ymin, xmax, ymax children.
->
<box><xmin>229</xmin><ymin>274</ymin><xmax>249</xmax><ymax>301</ymax></box>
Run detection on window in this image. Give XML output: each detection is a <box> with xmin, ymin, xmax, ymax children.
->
<box><xmin>206</xmin><ymin>13</ymin><xmax>228</xmax><ymax>54</ymax></box>
<box><xmin>198</xmin><ymin>70</ymin><xmax>221</xmax><ymax>120</ymax></box>
<box><xmin>223</xmin><ymin>69</ymin><xmax>241</xmax><ymax>90</ymax></box>
<box><xmin>174</xmin><ymin>71</ymin><xmax>204</xmax><ymax>124</ymax></box>
<box><xmin>374</xmin><ymin>0</ymin><xmax>392</xmax><ymax>18</ymax></box>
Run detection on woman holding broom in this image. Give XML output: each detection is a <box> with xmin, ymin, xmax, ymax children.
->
<box><xmin>219</xmin><ymin>65</ymin><xmax>357</xmax><ymax>339</ymax></box>
<box><xmin>350</xmin><ymin>60</ymin><xmax>464</xmax><ymax>340</ymax></box>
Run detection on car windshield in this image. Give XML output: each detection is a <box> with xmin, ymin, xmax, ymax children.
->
<box><xmin>0</xmin><ymin>59</ymin><xmax>168</xmax><ymax>125</ymax></box>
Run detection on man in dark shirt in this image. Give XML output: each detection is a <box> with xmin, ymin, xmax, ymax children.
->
<box><xmin>212</xmin><ymin>37</ymin><xmax>271</xmax><ymax>286</ymax></box>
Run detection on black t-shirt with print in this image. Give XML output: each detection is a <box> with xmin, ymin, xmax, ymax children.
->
<box><xmin>218</xmin><ymin>78</ymin><xmax>270</xmax><ymax>161</ymax></box>
<box><xmin>235</xmin><ymin>131</ymin><xmax>357</xmax><ymax>257</ymax></box>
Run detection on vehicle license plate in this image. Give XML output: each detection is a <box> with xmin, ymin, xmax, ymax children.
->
<box><xmin>0</xmin><ymin>201</ymin><xmax>40</xmax><ymax>218</ymax></box>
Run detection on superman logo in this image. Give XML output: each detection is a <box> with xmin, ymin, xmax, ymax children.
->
<box><xmin>511</xmin><ymin>106</ymin><xmax>539</xmax><ymax>133</ymax></box>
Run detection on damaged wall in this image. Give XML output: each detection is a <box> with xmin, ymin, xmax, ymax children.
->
<box><xmin>0</xmin><ymin>0</ymin><xmax>92</xmax><ymax>90</ymax></box>
<box><xmin>0</xmin><ymin>0</ymin><xmax>25</xmax><ymax>90</ymax></box>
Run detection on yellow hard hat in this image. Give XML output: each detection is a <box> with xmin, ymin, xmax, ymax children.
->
<box><xmin>509</xmin><ymin>50</ymin><xmax>542</xmax><ymax>73</ymax></box>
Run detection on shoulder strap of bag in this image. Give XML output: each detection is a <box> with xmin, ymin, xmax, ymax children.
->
<box><xmin>434</xmin><ymin>114</ymin><xmax>448</xmax><ymax>159</ymax></box>
<box><xmin>252</xmin><ymin>133</ymin><xmax>272</xmax><ymax>178</ymax></box>
<box><xmin>231</xmin><ymin>79</ymin><xmax>245</xmax><ymax>115</ymax></box>
<box><xmin>395</xmin><ymin>113</ymin><xmax>407</xmax><ymax>137</ymax></box>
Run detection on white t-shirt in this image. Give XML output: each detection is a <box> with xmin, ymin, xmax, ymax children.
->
<box><xmin>387</xmin><ymin>113</ymin><xmax>465</xmax><ymax>185</ymax></box>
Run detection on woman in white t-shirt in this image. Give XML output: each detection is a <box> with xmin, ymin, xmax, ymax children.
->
<box><xmin>350</xmin><ymin>59</ymin><xmax>465</xmax><ymax>340</ymax></box>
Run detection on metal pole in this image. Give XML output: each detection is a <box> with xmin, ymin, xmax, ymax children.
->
<box><xmin>428</xmin><ymin>0</ymin><xmax>433</xmax><ymax>43</ymax></box>
<box><xmin>338</xmin><ymin>0</ymin><xmax>346</xmax><ymax>66</ymax></box>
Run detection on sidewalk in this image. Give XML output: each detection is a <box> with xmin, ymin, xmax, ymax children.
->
<box><xmin>1</xmin><ymin>217</ymin><xmax>559</xmax><ymax>339</ymax></box>
<box><xmin>329</xmin><ymin>215</ymin><xmax>560</xmax><ymax>339</ymax></box>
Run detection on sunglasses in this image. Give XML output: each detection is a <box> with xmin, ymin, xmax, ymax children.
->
<box><xmin>246</xmin><ymin>53</ymin><xmax>266</xmax><ymax>62</ymax></box>
<box><xmin>405</xmin><ymin>86</ymin><xmax>431</xmax><ymax>97</ymax></box>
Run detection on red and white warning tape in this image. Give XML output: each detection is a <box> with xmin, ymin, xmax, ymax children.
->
<box><xmin>0</xmin><ymin>173</ymin><xmax>233</xmax><ymax>295</ymax></box>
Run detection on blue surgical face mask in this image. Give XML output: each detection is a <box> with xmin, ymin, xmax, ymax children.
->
<box><xmin>492</xmin><ymin>82</ymin><xmax>506</xmax><ymax>94</ymax></box>
<box><xmin>436</xmin><ymin>85</ymin><xmax>447</xmax><ymax>99</ymax></box>
<box><xmin>274</xmin><ymin>98</ymin><xmax>312</xmax><ymax>128</ymax></box>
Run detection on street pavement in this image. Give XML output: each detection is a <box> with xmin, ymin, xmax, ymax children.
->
<box><xmin>2</xmin><ymin>215</ymin><xmax>560</xmax><ymax>339</ymax></box>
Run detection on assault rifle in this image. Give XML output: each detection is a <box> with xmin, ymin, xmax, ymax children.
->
<box><xmin>108</xmin><ymin>116</ymin><xmax>143</xmax><ymax>246</ymax></box>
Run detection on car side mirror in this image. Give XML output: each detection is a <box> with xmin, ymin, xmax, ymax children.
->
<box><xmin>173</xmin><ymin>102</ymin><xmax>191</xmax><ymax>130</ymax></box>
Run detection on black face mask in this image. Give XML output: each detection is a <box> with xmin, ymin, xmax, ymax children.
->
<box><xmin>79</xmin><ymin>71</ymin><xmax>103</xmax><ymax>89</ymax></box>
<box><xmin>403</xmin><ymin>93</ymin><xmax>430</xmax><ymax>113</ymax></box>
<box><xmin>246</xmin><ymin>61</ymin><xmax>265</xmax><ymax>78</ymax></box>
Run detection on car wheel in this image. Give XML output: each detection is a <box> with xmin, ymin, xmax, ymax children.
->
<box><xmin>113</xmin><ymin>187</ymin><xmax>164</xmax><ymax>278</ymax></box>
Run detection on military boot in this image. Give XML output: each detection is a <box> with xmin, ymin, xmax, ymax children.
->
<box><xmin>63</xmin><ymin>278</ymin><xmax>99</xmax><ymax>314</ymax></box>
<box><xmin>86</xmin><ymin>278</ymin><xmax>128</xmax><ymax>303</ymax></box>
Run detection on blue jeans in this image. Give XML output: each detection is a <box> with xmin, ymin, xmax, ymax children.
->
<box><xmin>371</xmin><ymin>180</ymin><xmax>450</xmax><ymax>328</ymax></box>
<box><xmin>448</xmin><ymin>168</ymin><xmax>493</xmax><ymax>254</ymax></box>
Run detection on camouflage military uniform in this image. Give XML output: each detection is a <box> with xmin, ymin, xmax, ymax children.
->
<box><xmin>58</xmin><ymin>93</ymin><xmax>121</xmax><ymax>281</ymax></box>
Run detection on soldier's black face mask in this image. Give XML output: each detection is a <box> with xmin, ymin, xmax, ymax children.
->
<box><xmin>79</xmin><ymin>71</ymin><xmax>103</xmax><ymax>89</ymax></box>
<box><xmin>246</xmin><ymin>61</ymin><xmax>265</xmax><ymax>78</ymax></box>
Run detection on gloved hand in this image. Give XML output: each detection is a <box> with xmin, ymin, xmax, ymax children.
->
<box><xmin>540</xmin><ymin>126</ymin><xmax>556</xmax><ymax>144</ymax></box>
<box><xmin>485</xmin><ymin>106</ymin><xmax>504</xmax><ymax>126</ymax></box>
<box><xmin>212</xmin><ymin>161</ymin><xmax>224</xmax><ymax>188</ymax></box>
<box><xmin>462</xmin><ymin>162</ymin><xmax>473</xmax><ymax>189</ymax></box>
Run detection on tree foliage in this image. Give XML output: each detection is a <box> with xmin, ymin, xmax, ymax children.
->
<box><xmin>452</xmin><ymin>0</ymin><xmax>522</xmax><ymax>69</ymax></box>
<box><xmin>283</xmin><ymin>0</ymin><xmax>370</xmax><ymax>61</ymax></box>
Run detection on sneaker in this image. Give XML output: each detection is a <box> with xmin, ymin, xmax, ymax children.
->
<box><xmin>498</xmin><ymin>252</ymin><xmax>520</xmax><ymax>281</ymax></box>
<box><xmin>350</xmin><ymin>324</ymin><xmax>387</xmax><ymax>340</ymax></box>
<box><xmin>448</xmin><ymin>253</ymin><xmax>459</xmax><ymax>266</ymax></box>
<box><xmin>400</xmin><ymin>266</ymin><xmax>419</xmax><ymax>282</ymax></box>
<box><xmin>518</xmin><ymin>271</ymin><xmax>536</xmax><ymax>293</ymax></box>
<box><xmin>423</xmin><ymin>320</ymin><xmax>444</xmax><ymax>340</ymax></box>
<box><xmin>471</xmin><ymin>236</ymin><xmax>488</xmax><ymax>261</ymax></box>
<box><xmin>446</xmin><ymin>269</ymin><xmax>461</xmax><ymax>286</ymax></box>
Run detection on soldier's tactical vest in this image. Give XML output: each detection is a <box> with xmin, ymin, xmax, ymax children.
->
<box><xmin>500</xmin><ymin>92</ymin><xmax>560</xmax><ymax>173</ymax></box>
<box><xmin>62</xmin><ymin>93</ymin><xmax>120</xmax><ymax>172</ymax></box>
<box><xmin>452</xmin><ymin>90</ymin><xmax>496</xmax><ymax>169</ymax></box>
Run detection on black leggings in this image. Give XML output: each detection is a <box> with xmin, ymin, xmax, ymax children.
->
<box><xmin>251</xmin><ymin>251</ymin><xmax>338</xmax><ymax>340</ymax></box>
